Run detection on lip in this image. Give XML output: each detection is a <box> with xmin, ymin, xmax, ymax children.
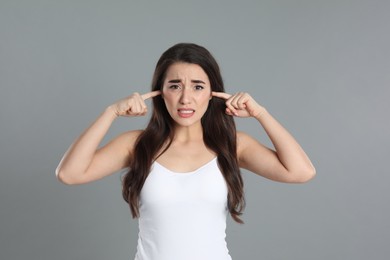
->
<box><xmin>177</xmin><ymin>108</ymin><xmax>195</xmax><ymax>118</ymax></box>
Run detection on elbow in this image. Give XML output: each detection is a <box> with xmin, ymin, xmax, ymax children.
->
<box><xmin>55</xmin><ymin>169</ymin><xmax>71</xmax><ymax>185</ymax></box>
<box><xmin>288</xmin><ymin>166</ymin><xmax>316</xmax><ymax>183</ymax></box>
<box><xmin>55</xmin><ymin>167</ymin><xmax>79</xmax><ymax>185</ymax></box>
<box><xmin>296</xmin><ymin>167</ymin><xmax>316</xmax><ymax>183</ymax></box>
<box><xmin>302</xmin><ymin>169</ymin><xmax>316</xmax><ymax>183</ymax></box>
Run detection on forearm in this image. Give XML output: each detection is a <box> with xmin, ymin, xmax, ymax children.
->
<box><xmin>255</xmin><ymin>109</ymin><xmax>316</xmax><ymax>179</ymax></box>
<box><xmin>56</xmin><ymin>106</ymin><xmax>118</xmax><ymax>183</ymax></box>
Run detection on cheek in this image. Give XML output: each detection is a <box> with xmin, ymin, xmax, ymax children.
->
<box><xmin>161</xmin><ymin>91</ymin><xmax>176</xmax><ymax>105</ymax></box>
<box><xmin>197</xmin><ymin>91</ymin><xmax>212</xmax><ymax>104</ymax></box>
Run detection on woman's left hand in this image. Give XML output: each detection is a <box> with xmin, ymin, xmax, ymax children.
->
<box><xmin>212</xmin><ymin>91</ymin><xmax>265</xmax><ymax>118</ymax></box>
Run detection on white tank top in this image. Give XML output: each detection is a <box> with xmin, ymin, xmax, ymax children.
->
<box><xmin>134</xmin><ymin>157</ymin><xmax>232</xmax><ymax>260</ymax></box>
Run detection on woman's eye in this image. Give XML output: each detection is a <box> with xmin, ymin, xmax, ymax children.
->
<box><xmin>194</xmin><ymin>85</ymin><xmax>204</xmax><ymax>90</ymax></box>
<box><xmin>169</xmin><ymin>85</ymin><xmax>180</xmax><ymax>90</ymax></box>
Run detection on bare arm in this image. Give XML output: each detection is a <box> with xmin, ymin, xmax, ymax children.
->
<box><xmin>55</xmin><ymin>91</ymin><xmax>161</xmax><ymax>185</ymax></box>
<box><xmin>212</xmin><ymin>91</ymin><xmax>316</xmax><ymax>183</ymax></box>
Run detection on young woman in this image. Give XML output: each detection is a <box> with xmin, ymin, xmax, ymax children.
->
<box><xmin>56</xmin><ymin>43</ymin><xmax>315</xmax><ymax>260</ymax></box>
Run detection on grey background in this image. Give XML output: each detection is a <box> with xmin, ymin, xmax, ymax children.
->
<box><xmin>1</xmin><ymin>0</ymin><xmax>389</xmax><ymax>259</ymax></box>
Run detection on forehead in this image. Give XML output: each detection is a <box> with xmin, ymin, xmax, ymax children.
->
<box><xmin>164</xmin><ymin>62</ymin><xmax>209</xmax><ymax>83</ymax></box>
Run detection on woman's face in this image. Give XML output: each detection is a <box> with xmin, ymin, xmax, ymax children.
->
<box><xmin>162</xmin><ymin>62</ymin><xmax>212</xmax><ymax>128</ymax></box>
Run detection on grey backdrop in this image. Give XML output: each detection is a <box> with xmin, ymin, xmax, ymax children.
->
<box><xmin>1</xmin><ymin>0</ymin><xmax>389</xmax><ymax>259</ymax></box>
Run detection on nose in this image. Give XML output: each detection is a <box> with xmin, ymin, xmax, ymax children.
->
<box><xmin>179</xmin><ymin>87</ymin><xmax>191</xmax><ymax>104</ymax></box>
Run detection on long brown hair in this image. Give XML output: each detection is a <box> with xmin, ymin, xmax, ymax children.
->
<box><xmin>122</xmin><ymin>43</ymin><xmax>246</xmax><ymax>223</ymax></box>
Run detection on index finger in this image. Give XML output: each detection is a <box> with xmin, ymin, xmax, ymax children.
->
<box><xmin>212</xmin><ymin>91</ymin><xmax>232</xmax><ymax>100</ymax></box>
<box><xmin>141</xmin><ymin>90</ymin><xmax>161</xmax><ymax>100</ymax></box>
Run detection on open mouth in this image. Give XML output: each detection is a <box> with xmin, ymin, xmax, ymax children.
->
<box><xmin>177</xmin><ymin>109</ymin><xmax>195</xmax><ymax>118</ymax></box>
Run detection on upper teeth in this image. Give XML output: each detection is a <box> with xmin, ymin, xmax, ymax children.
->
<box><xmin>179</xmin><ymin>110</ymin><xmax>194</xmax><ymax>114</ymax></box>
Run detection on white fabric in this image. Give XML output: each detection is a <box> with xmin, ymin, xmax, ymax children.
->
<box><xmin>134</xmin><ymin>157</ymin><xmax>232</xmax><ymax>260</ymax></box>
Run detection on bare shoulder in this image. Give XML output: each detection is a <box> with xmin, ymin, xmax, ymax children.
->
<box><xmin>236</xmin><ymin>131</ymin><xmax>251</xmax><ymax>141</ymax></box>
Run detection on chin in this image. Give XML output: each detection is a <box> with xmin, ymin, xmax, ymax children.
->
<box><xmin>172</xmin><ymin>117</ymin><xmax>202</xmax><ymax>128</ymax></box>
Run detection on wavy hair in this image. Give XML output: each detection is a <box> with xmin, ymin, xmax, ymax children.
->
<box><xmin>122</xmin><ymin>43</ymin><xmax>246</xmax><ymax>223</ymax></box>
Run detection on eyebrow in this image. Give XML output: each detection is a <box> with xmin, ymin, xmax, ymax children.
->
<box><xmin>167</xmin><ymin>79</ymin><xmax>206</xmax><ymax>84</ymax></box>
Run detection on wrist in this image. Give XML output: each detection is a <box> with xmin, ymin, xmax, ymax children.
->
<box><xmin>253</xmin><ymin>107</ymin><xmax>267</xmax><ymax>120</ymax></box>
<box><xmin>105</xmin><ymin>105</ymin><xmax>119</xmax><ymax>119</ymax></box>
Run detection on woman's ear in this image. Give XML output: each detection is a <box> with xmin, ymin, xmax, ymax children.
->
<box><xmin>160</xmin><ymin>88</ymin><xmax>164</xmax><ymax>99</ymax></box>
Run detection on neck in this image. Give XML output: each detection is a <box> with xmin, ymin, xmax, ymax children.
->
<box><xmin>172</xmin><ymin>123</ymin><xmax>203</xmax><ymax>142</ymax></box>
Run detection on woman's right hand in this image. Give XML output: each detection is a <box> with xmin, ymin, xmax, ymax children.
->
<box><xmin>109</xmin><ymin>91</ymin><xmax>161</xmax><ymax>117</ymax></box>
